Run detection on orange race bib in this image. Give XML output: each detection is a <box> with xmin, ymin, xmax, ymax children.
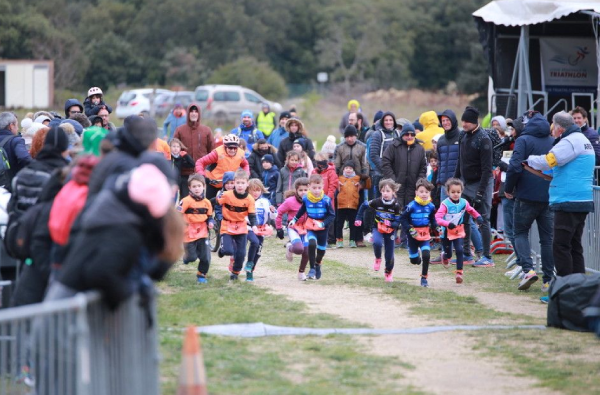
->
<box><xmin>291</xmin><ymin>222</ymin><xmax>307</xmax><ymax>235</ymax></box>
<box><xmin>413</xmin><ymin>226</ymin><xmax>431</xmax><ymax>241</ymax></box>
<box><xmin>447</xmin><ymin>224</ymin><xmax>465</xmax><ymax>240</ymax></box>
<box><xmin>377</xmin><ymin>221</ymin><xmax>394</xmax><ymax>234</ymax></box>
<box><xmin>187</xmin><ymin>222</ymin><xmax>208</xmax><ymax>240</ymax></box>
<box><xmin>304</xmin><ymin>217</ymin><xmax>325</xmax><ymax>231</ymax></box>
<box><xmin>222</xmin><ymin>220</ymin><xmax>247</xmax><ymax>235</ymax></box>
<box><xmin>254</xmin><ymin>224</ymin><xmax>273</xmax><ymax>237</ymax></box>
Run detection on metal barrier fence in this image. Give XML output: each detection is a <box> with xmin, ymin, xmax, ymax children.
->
<box><xmin>0</xmin><ymin>291</ymin><xmax>159</xmax><ymax>395</ymax></box>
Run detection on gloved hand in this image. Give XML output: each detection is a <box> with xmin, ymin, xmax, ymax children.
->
<box><xmin>476</xmin><ymin>216</ymin><xmax>484</xmax><ymax>226</ymax></box>
<box><xmin>288</xmin><ymin>218</ymin><xmax>297</xmax><ymax>227</ymax></box>
<box><xmin>276</xmin><ymin>229</ymin><xmax>285</xmax><ymax>240</ymax></box>
<box><xmin>448</xmin><ymin>223</ymin><xmax>457</xmax><ymax>230</ymax></box>
<box><xmin>354</xmin><ymin>220</ymin><xmax>362</xmax><ymax>227</ymax></box>
<box><xmin>474</xmin><ymin>193</ymin><xmax>483</xmax><ymax>206</ymax></box>
<box><xmin>436</xmin><ymin>226</ymin><xmax>443</xmax><ymax>234</ymax></box>
<box><xmin>409</xmin><ymin>227</ymin><xmax>417</xmax><ymax>237</ymax></box>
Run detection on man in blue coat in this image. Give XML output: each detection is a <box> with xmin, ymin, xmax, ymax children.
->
<box><xmin>0</xmin><ymin>112</ymin><xmax>32</xmax><ymax>191</ymax></box>
<box><xmin>504</xmin><ymin>112</ymin><xmax>555</xmax><ymax>291</ymax></box>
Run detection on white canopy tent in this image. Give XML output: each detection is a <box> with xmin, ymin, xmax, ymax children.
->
<box><xmin>473</xmin><ymin>0</ymin><xmax>600</xmax><ymax>126</ymax></box>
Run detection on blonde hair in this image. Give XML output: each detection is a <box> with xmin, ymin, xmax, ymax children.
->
<box><xmin>234</xmin><ymin>169</ymin><xmax>249</xmax><ymax>180</ymax></box>
<box><xmin>248</xmin><ymin>178</ymin><xmax>269</xmax><ymax>193</ymax></box>
<box><xmin>308</xmin><ymin>174</ymin><xmax>323</xmax><ymax>185</ymax></box>
<box><xmin>170</xmin><ymin>137</ymin><xmax>187</xmax><ymax>150</ymax></box>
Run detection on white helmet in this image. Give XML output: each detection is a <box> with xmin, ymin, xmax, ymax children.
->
<box><xmin>87</xmin><ymin>87</ymin><xmax>103</xmax><ymax>98</ymax></box>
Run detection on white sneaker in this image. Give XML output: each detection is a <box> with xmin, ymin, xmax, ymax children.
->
<box><xmin>298</xmin><ymin>272</ymin><xmax>307</xmax><ymax>281</ymax></box>
<box><xmin>286</xmin><ymin>243</ymin><xmax>293</xmax><ymax>262</ymax></box>
<box><xmin>365</xmin><ymin>233</ymin><xmax>373</xmax><ymax>243</ymax></box>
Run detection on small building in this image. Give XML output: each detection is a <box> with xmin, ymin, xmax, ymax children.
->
<box><xmin>0</xmin><ymin>60</ymin><xmax>54</xmax><ymax>109</ymax></box>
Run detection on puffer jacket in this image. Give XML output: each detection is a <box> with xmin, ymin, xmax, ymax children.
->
<box><xmin>368</xmin><ymin>112</ymin><xmax>399</xmax><ymax>175</ymax></box>
<box><xmin>276</xmin><ymin>165</ymin><xmax>307</xmax><ymax>205</ymax></box>
<box><xmin>381</xmin><ymin>138</ymin><xmax>427</xmax><ymax>206</ymax></box>
<box><xmin>248</xmin><ymin>144</ymin><xmax>281</xmax><ymax>179</ymax></box>
<box><xmin>312</xmin><ymin>164</ymin><xmax>338</xmax><ymax>200</ymax></box>
<box><xmin>581</xmin><ymin>124</ymin><xmax>600</xmax><ymax>165</ymax></box>
<box><xmin>436</xmin><ymin>110</ymin><xmax>460</xmax><ymax>186</ymax></box>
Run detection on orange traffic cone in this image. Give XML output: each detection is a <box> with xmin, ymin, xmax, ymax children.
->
<box><xmin>177</xmin><ymin>326</ymin><xmax>208</xmax><ymax>395</ymax></box>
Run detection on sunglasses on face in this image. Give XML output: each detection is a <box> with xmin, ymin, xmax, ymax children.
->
<box><xmin>226</xmin><ymin>146</ymin><xmax>238</xmax><ymax>151</ymax></box>
<box><xmin>405</xmin><ymin>133</ymin><xmax>415</xmax><ymax>136</ymax></box>
<box><xmin>70</xmin><ymin>111</ymin><xmax>82</xmax><ymax>115</ymax></box>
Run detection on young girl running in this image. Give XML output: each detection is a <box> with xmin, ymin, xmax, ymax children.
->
<box><xmin>169</xmin><ymin>138</ymin><xmax>195</xmax><ymax>199</ymax></box>
<box><xmin>245</xmin><ymin>179</ymin><xmax>274</xmax><ymax>282</ymax></box>
<box><xmin>289</xmin><ymin>174</ymin><xmax>335</xmax><ymax>280</ymax></box>
<box><xmin>400</xmin><ymin>178</ymin><xmax>438</xmax><ymax>287</ymax></box>
<box><xmin>355</xmin><ymin>179</ymin><xmax>402</xmax><ymax>282</ymax></box>
<box><xmin>435</xmin><ymin>178</ymin><xmax>483</xmax><ymax>284</ymax></box>
<box><xmin>276</xmin><ymin>177</ymin><xmax>310</xmax><ymax>280</ymax></box>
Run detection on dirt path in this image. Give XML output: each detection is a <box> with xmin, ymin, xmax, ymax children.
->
<box><xmin>211</xmin><ymin>246</ymin><xmax>556</xmax><ymax>395</ymax></box>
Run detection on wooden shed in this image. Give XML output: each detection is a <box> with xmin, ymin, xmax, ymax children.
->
<box><xmin>0</xmin><ymin>60</ymin><xmax>54</xmax><ymax>109</ymax></box>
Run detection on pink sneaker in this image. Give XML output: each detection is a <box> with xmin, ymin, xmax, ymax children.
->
<box><xmin>385</xmin><ymin>272</ymin><xmax>393</xmax><ymax>282</ymax></box>
<box><xmin>286</xmin><ymin>243</ymin><xmax>293</xmax><ymax>262</ymax></box>
<box><xmin>374</xmin><ymin>258</ymin><xmax>381</xmax><ymax>271</ymax></box>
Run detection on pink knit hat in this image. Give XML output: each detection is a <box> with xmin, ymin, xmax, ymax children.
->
<box><xmin>127</xmin><ymin>164</ymin><xmax>172</xmax><ymax>218</ymax></box>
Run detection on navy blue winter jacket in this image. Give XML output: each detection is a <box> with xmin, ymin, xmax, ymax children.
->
<box><xmin>581</xmin><ymin>124</ymin><xmax>600</xmax><ymax>166</ymax></box>
<box><xmin>504</xmin><ymin>113</ymin><xmax>554</xmax><ymax>202</ymax></box>
<box><xmin>436</xmin><ymin>110</ymin><xmax>460</xmax><ymax>186</ymax></box>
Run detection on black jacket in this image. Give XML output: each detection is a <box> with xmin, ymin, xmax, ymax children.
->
<box><xmin>277</xmin><ymin>132</ymin><xmax>315</xmax><ymax>166</ymax></box>
<box><xmin>248</xmin><ymin>144</ymin><xmax>281</xmax><ymax>179</ymax></box>
<box><xmin>381</xmin><ymin>138</ymin><xmax>427</xmax><ymax>206</ymax></box>
<box><xmin>454</xmin><ymin>126</ymin><xmax>493</xmax><ymax>196</ymax></box>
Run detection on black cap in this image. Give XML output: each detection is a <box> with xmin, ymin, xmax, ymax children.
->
<box><xmin>344</xmin><ymin>125</ymin><xmax>358</xmax><ymax>137</ymax></box>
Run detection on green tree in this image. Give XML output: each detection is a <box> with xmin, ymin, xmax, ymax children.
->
<box><xmin>160</xmin><ymin>47</ymin><xmax>211</xmax><ymax>88</ymax></box>
<box><xmin>84</xmin><ymin>33</ymin><xmax>143</xmax><ymax>89</ymax></box>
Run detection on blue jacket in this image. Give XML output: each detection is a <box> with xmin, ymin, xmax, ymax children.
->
<box><xmin>0</xmin><ymin>129</ymin><xmax>32</xmax><ymax>189</ymax></box>
<box><xmin>527</xmin><ymin>125</ymin><xmax>595</xmax><ymax>212</ymax></box>
<box><xmin>581</xmin><ymin>124</ymin><xmax>600</xmax><ymax>166</ymax></box>
<box><xmin>262</xmin><ymin>165</ymin><xmax>279</xmax><ymax>205</ymax></box>
<box><xmin>163</xmin><ymin>111</ymin><xmax>187</xmax><ymax>140</ymax></box>
<box><xmin>400</xmin><ymin>199</ymin><xmax>437</xmax><ymax>231</ymax></box>
<box><xmin>231</xmin><ymin>123</ymin><xmax>264</xmax><ymax>152</ymax></box>
<box><xmin>267</xmin><ymin>126</ymin><xmax>288</xmax><ymax>149</ymax></box>
<box><xmin>436</xmin><ymin>110</ymin><xmax>460</xmax><ymax>186</ymax></box>
<box><xmin>505</xmin><ymin>114</ymin><xmax>554</xmax><ymax>202</ymax></box>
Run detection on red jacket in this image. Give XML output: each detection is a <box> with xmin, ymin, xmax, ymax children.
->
<box><xmin>312</xmin><ymin>164</ymin><xmax>338</xmax><ymax>200</ymax></box>
<box><xmin>173</xmin><ymin>103</ymin><xmax>214</xmax><ymax>176</ymax></box>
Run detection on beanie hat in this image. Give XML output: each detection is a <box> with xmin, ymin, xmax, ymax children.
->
<box><xmin>293</xmin><ymin>138</ymin><xmax>307</xmax><ymax>151</ymax></box>
<box><xmin>44</xmin><ymin>125</ymin><xmax>69</xmax><ymax>152</ymax></box>
<box><xmin>82</xmin><ymin>126</ymin><xmax>109</xmax><ymax>157</ymax></box>
<box><xmin>343</xmin><ymin>160</ymin><xmax>356</xmax><ymax>171</ymax></box>
<box><xmin>241</xmin><ymin>110</ymin><xmax>253</xmax><ymax>119</ymax></box>
<box><xmin>347</xmin><ymin>99</ymin><xmax>360</xmax><ymax>110</ymax></box>
<box><xmin>400</xmin><ymin>123</ymin><xmax>416</xmax><ymax>137</ymax></box>
<box><xmin>373</xmin><ymin>110</ymin><xmax>384</xmax><ymax>124</ymax></box>
<box><xmin>34</xmin><ymin>115</ymin><xmax>51</xmax><ymax>124</ymax></box>
<box><xmin>20</xmin><ymin>118</ymin><xmax>32</xmax><ymax>131</ymax></box>
<box><xmin>127</xmin><ymin>164</ymin><xmax>172</xmax><ymax>219</ymax></box>
<box><xmin>412</xmin><ymin>121</ymin><xmax>424</xmax><ymax>131</ymax></box>
<box><xmin>461</xmin><ymin>106</ymin><xmax>480</xmax><ymax>124</ymax></box>
<box><xmin>261</xmin><ymin>154</ymin><xmax>274</xmax><ymax>164</ymax></box>
<box><xmin>222</xmin><ymin>171</ymin><xmax>235</xmax><ymax>186</ymax></box>
<box><xmin>61</xmin><ymin>119</ymin><xmax>84</xmax><ymax>136</ymax></box>
<box><xmin>279</xmin><ymin>111</ymin><xmax>291</xmax><ymax>121</ymax></box>
<box><xmin>344</xmin><ymin>125</ymin><xmax>358</xmax><ymax>137</ymax></box>
<box><xmin>491</xmin><ymin>115</ymin><xmax>507</xmax><ymax>130</ymax></box>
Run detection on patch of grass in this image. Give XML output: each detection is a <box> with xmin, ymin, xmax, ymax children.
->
<box><xmin>472</xmin><ymin>329</ymin><xmax>600</xmax><ymax>394</ymax></box>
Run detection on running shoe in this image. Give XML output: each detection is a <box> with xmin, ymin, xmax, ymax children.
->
<box><xmin>455</xmin><ymin>270</ymin><xmax>463</xmax><ymax>284</ymax></box>
<box><xmin>518</xmin><ymin>270</ymin><xmax>538</xmax><ymax>291</ymax></box>
<box><xmin>229</xmin><ymin>273</ymin><xmax>239</xmax><ymax>281</ymax></box>
<box><xmin>540</xmin><ymin>296</ymin><xmax>549</xmax><ymax>304</ymax></box>
<box><xmin>298</xmin><ymin>272</ymin><xmax>307</xmax><ymax>281</ymax></box>
<box><xmin>385</xmin><ymin>272</ymin><xmax>393</xmax><ymax>282</ymax></box>
<box><xmin>373</xmin><ymin>258</ymin><xmax>381</xmax><ymax>271</ymax></box>
<box><xmin>245</xmin><ymin>271</ymin><xmax>254</xmax><ymax>282</ymax></box>
<box><xmin>336</xmin><ymin>240</ymin><xmax>344</xmax><ymax>248</ymax></box>
<box><xmin>197</xmin><ymin>276</ymin><xmax>208</xmax><ymax>284</ymax></box>
<box><xmin>349</xmin><ymin>240</ymin><xmax>357</xmax><ymax>248</ymax></box>
<box><xmin>315</xmin><ymin>264</ymin><xmax>322</xmax><ymax>279</ymax></box>
<box><xmin>420</xmin><ymin>277</ymin><xmax>429</xmax><ymax>287</ymax></box>
<box><xmin>307</xmin><ymin>268</ymin><xmax>316</xmax><ymax>280</ymax></box>
<box><xmin>451</xmin><ymin>255</ymin><xmax>475</xmax><ymax>265</ymax></box>
<box><xmin>473</xmin><ymin>256</ymin><xmax>495</xmax><ymax>268</ymax></box>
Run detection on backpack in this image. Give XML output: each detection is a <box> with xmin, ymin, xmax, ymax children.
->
<box><xmin>458</xmin><ymin>128</ymin><xmax>502</xmax><ymax>168</ymax></box>
<box><xmin>3</xmin><ymin>202</ymin><xmax>48</xmax><ymax>260</ymax></box>
<box><xmin>367</xmin><ymin>129</ymin><xmax>399</xmax><ymax>169</ymax></box>
<box><xmin>547</xmin><ymin>273</ymin><xmax>600</xmax><ymax>332</ymax></box>
<box><xmin>0</xmin><ymin>136</ymin><xmax>16</xmax><ymax>191</ymax></box>
<box><xmin>236</xmin><ymin>127</ymin><xmax>259</xmax><ymax>145</ymax></box>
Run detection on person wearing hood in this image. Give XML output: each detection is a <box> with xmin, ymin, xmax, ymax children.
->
<box><xmin>416</xmin><ymin>111</ymin><xmax>445</xmax><ymax>151</ymax></box>
<box><xmin>504</xmin><ymin>113</ymin><xmax>555</xmax><ymax>291</ymax></box>
<box><xmin>368</xmin><ymin>112</ymin><xmax>399</xmax><ymax>189</ymax></box>
<box><xmin>527</xmin><ymin>111</ymin><xmax>595</xmax><ymax>283</ymax></box>
<box><xmin>163</xmin><ymin>103</ymin><xmax>187</xmax><ymax>141</ymax></box>
<box><xmin>248</xmin><ymin>138</ymin><xmax>281</xmax><ymax>179</ymax></box>
<box><xmin>572</xmin><ymin>106</ymin><xmax>600</xmax><ymax>165</ymax></box>
<box><xmin>277</xmin><ymin>118</ymin><xmax>316</xmax><ymax>165</ymax></box>
<box><xmin>256</xmin><ymin>103</ymin><xmax>277</xmax><ymax>137</ymax></box>
<box><xmin>64</xmin><ymin>99</ymin><xmax>84</xmax><ymax>119</ymax></box>
<box><xmin>268</xmin><ymin>111</ymin><xmax>291</xmax><ymax>149</ymax></box>
<box><xmin>231</xmin><ymin>110</ymin><xmax>264</xmax><ymax>152</ymax></box>
<box><xmin>173</xmin><ymin>103</ymin><xmax>214</xmax><ymax>180</ymax></box>
<box><xmin>436</xmin><ymin>110</ymin><xmax>461</xmax><ymax>201</ymax></box>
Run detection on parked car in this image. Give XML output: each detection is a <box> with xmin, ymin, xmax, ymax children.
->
<box><xmin>193</xmin><ymin>85</ymin><xmax>283</xmax><ymax>124</ymax></box>
<box><xmin>154</xmin><ymin>91</ymin><xmax>195</xmax><ymax>117</ymax></box>
<box><xmin>115</xmin><ymin>88</ymin><xmax>172</xmax><ymax>119</ymax></box>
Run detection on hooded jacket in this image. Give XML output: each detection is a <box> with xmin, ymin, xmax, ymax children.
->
<box><xmin>83</xmin><ymin>97</ymin><xmax>112</xmax><ymax>117</ymax></box>
<box><xmin>64</xmin><ymin>99</ymin><xmax>84</xmax><ymax>118</ymax></box>
<box><xmin>454</xmin><ymin>126</ymin><xmax>493</xmax><ymax>196</ymax></box>
<box><xmin>262</xmin><ymin>165</ymin><xmax>279</xmax><ymax>205</ymax></box>
<box><xmin>312</xmin><ymin>163</ymin><xmax>339</xmax><ymax>201</ymax></box>
<box><xmin>368</xmin><ymin>112</ymin><xmax>399</xmax><ymax>175</ymax></box>
<box><xmin>162</xmin><ymin>109</ymin><xmax>187</xmax><ymax>140</ymax></box>
<box><xmin>0</xmin><ymin>129</ymin><xmax>32</xmax><ymax>189</ymax></box>
<box><xmin>504</xmin><ymin>113</ymin><xmax>554</xmax><ymax>202</ymax></box>
<box><xmin>381</xmin><ymin>136</ymin><xmax>427</xmax><ymax>206</ymax></box>
<box><xmin>248</xmin><ymin>143</ymin><xmax>281</xmax><ymax>179</ymax></box>
<box><xmin>267</xmin><ymin>126</ymin><xmax>288</xmax><ymax>150</ymax></box>
<box><xmin>230</xmin><ymin>121</ymin><xmax>264</xmax><ymax>152</ymax></box>
<box><xmin>277</xmin><ymin>119</ymin><xmax>315</xmax><ymax>165</ymax></box>
<box><xmin>416</xmin><ymin>111</ymin><xmax>445</xmax><ymax>151</ymax></box>
<box><xmin>173</xmin><ymin>103</ymin><xmax>214</xmax><ymax>176</ymax></box>
<box><xmin>436</xmin><ymin>110</ymin><xmax>461</xmax><ymax>186</ymax></box>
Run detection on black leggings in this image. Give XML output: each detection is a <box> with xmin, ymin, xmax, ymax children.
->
<box><xmin>335</xmin><ymin>209</ymin><xmax>360</xmax><ymax>241</ymax></box>
<box><xmin>184</xmin><ymin>238</ymin><xmax>211</xmax><ymax>275</ymax></box>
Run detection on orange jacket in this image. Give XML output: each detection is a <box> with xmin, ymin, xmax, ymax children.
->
<box><xmin>217</xmin><ymin>190</ymin><xmax>256</xmax><ymax>235</ymax></box>
<box><xmin>196</xmin><ymin>145</ymin><xmax>249</xmax><ymax>188</ymax></box>
<box><xmin>337</xmin><ymin>175</ymin><xmax>361</xmax><ymax>209</ymax></box>
<box><xmin>178</xmin><ymin>195</ymin><xmax>213</xmax><ymax>242</ymax></box>
<box><xmin>154</xmin><ymin>138</ymin><xmax>171</xmax><ymax>160</ymax></box>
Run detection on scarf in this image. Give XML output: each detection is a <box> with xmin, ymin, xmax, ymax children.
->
<box><xmin>343</xmin><ymin>171</ymin><xmax>356</xmax><ymax>178</ymax></box>
<box><xmin>307</xmin><ymin>190</ymin><xmax>324</xmax><ymax>203</ymax></box>
<box><xmin>415</xmin><ymin>196</ymin><xmax>432</xmax><ymax>206</ymax></box>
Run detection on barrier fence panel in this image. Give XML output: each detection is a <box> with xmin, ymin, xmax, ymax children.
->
<box><xmin>582</xmin><ymin>188</ymin><xmax>600</xmax><ymax>273</ymax></box>
<box><xmin>0</xmin><ymin>292</ymin><xmax>159</xmax><ymax>395</ymax></box>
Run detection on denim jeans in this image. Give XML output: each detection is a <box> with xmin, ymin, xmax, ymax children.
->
<box><xmin>502</xmin><ymin>197</ymin><xmax>515</xmax><ymax>246</ymax></box>
<box><xmin>513</xmin><ymin>199</ymin><xmax>554</xmax><ymax>283</ymax></box>
<box><xmin>463</xmin><ymin>179</ymin><xmax>493</xmax><ymax>258</ymax></box>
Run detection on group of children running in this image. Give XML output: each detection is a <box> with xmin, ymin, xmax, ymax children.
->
<box><xmin>177</xmin><ymin>156</ymin><xmax>484</xmax><ymax>287</ymax></box>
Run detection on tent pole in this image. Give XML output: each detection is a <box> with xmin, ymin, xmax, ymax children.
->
<box><xmin>517</xmin><ymin>26</ymin><xmax>530</xmax><ymax>115</ymax></box>
<box><xmin>506</xmin><ymin>37</ymin><xmax>520</xmax><ymax>117</ymax></box>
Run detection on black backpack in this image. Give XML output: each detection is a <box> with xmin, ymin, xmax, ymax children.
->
<box><xmin>458</xmin><ymin>128</ymin><xmax>503</xmax><ymax>168</ymax></box>
<box><xmin>547</xmin><ymin>273</ymin><xmax>600</xmax><ymax>332</ymax></box>
<box><xmin>3</xmin><ymin>202</ymin><xmax>47</xmax><ymax>260</ymax></box>
<box><xmin>0</xmin><ymin>136</ymin><xmax>16</xmax><ymax>191</ymax></box>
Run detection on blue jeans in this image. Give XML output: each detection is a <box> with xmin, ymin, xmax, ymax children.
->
<box><xmin>440</xmin><ymin>187</ymin><xmax>482</xmax><ymax>256</ymax></box>
<box><xmin>513</xmin><ymin>199</ymin><xmax>554</xmax><ymax>283</ymax></box>
<box><xmin>502</xmin><ymin>197</ymin><xmax>515</xmax><ymax>246</ymax></box>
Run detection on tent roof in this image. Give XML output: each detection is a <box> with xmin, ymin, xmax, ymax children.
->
<box><xmin>473</xmin><ymin>0</ymin><xmax>600</xmax><ymax>26</ymax></box>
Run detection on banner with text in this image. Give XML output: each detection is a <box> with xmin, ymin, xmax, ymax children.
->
<box><xmin>540</xmin><ymin>37</ymin><xmax>598</xmax><ymax>94</ymax></box>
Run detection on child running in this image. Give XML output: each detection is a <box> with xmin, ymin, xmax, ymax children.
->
<box><xmin>217</xmin><ymin>170</ymin><xmax>257</xmax><ymax>281</ymax></box>
<box><xmin>178</xmin><ymin>174</ymin><xmax>215</xmax><ymax>283</ymax></box>
<box><xmin>276</xmin><ymin>177</ymin><xmax>310</xmax><ymax>280</ymax></box>
<box><xmin>245</xmin><ymin>179</ymin><xmax>274</xmax><ymax>282</ymax></box>
<box><xmin>435</xmin><ymin>178</ymin><xmax>483</xmax><ymax>284</ymax></box>
<box><xmin>288</xmin><ymin>174</ymin><xmax>335</xmax><ymax>280</ymax></box>
<box><xmin>355</xmin><ymin>179</ymin><xmax>402</xmax><ymax>282</ymax></box>
<box><xmin>400</xmin><ymin>178</ymin><xmax>438</xmax><ymax>287</ymax></box>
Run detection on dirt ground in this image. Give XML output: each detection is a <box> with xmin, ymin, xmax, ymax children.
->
<box><xmin>211</xmin><ymin>243</ymin><xmax>561</xmax><ymax>395</ymax></box>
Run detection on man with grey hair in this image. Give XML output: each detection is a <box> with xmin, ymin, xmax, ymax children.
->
<box><xmin>527</xmin><ymin>111</ymin><xmax>595</xmax><ymax>287</ymax></box>
<box><xmin>0</xmin><ymin>112</ymin><xmax>32</xmax><ymax>191</ymax></box>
